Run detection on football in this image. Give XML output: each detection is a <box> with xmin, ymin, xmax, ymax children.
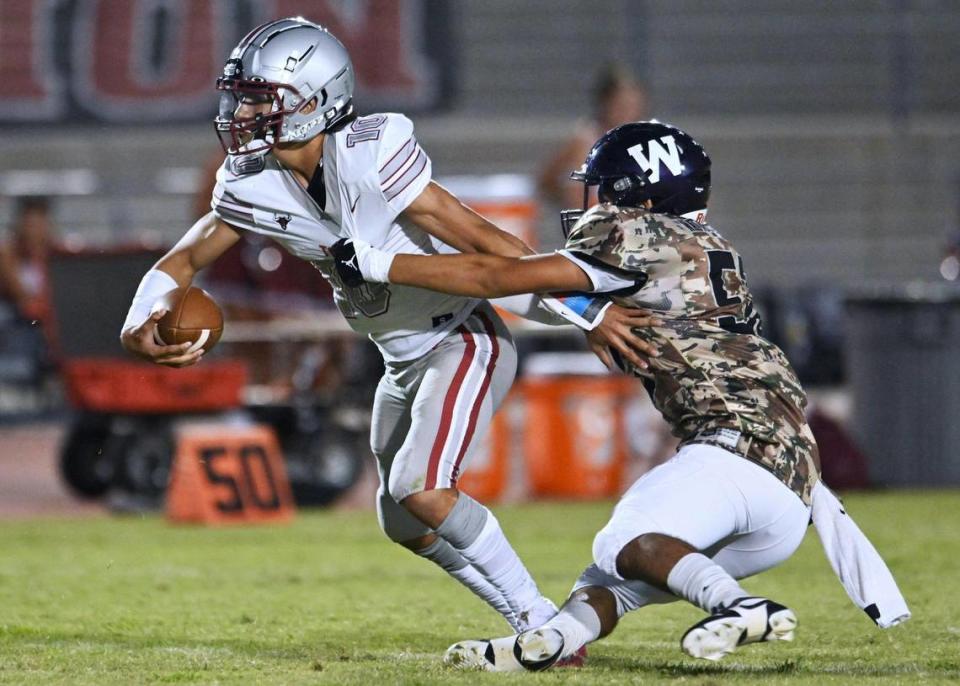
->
<box><xmin>154</xmin><ymin>286</ymin><xmax>223</xmax><ymax>354</ymax></box>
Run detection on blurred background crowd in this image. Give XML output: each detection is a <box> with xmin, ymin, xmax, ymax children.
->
<box><xmin>1</xmin><ymin>0</ymin><xmax>958</xmax><ymax>516</ymax></box>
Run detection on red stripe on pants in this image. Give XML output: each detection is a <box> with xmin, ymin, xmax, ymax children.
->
<box><xmin>425</xmin><ymin>324</ymin><xmax>477</xmax><ymax>490</ymax></box>
<box><xmin>450</xmin><ymin>311</ymin><xmax>500</xmax><ymax>485</ymax></box>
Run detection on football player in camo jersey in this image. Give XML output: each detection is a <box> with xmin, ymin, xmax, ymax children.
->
<box><xmin>120</xmin><ymin>18</ymin><xmax>660</xmax><ymax>637</ymax></box>
<box><xmin>332</xmin><ymin>121</ymin><xmax>825</xmax><ymax>668</ymax></box>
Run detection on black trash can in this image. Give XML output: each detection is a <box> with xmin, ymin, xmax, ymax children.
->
<box><xmin>845</xmin><ymin>285</ymin><xmax>960</xmax><ymax>486</ymax></box>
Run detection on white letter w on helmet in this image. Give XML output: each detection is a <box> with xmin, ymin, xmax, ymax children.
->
<box><xmin>627</xmin><ymin>135</ymin><xmax>682</xmax><ymax>184</ymax></box>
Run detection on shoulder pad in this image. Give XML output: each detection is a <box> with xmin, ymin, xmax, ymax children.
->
<box><xmin>332</xmin><ymin>113</ymin><xmax>396</xmax><ymax>184</ymax></box>
<box><xmin>374</xmin><ymin>113</ymin><xmax>417</xmax><ymax>164</ymax></box>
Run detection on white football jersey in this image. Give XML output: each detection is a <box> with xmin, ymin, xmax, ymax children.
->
<box><xmin>211</xmin><ymin>113</ymin><xmax>478</xmax><ymax>361</ymax></box>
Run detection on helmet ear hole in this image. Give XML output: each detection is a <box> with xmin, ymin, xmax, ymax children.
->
<box><xmin>598</xmin><ymin>175</ymin><xmax>646</xmax><ymax>207</ymax></box>
<box><xmin>612</xmin><ymin>177</ymin><xmax>633</xmax><ymax>193</ymax></box>
<box><xmin>597</xmin><ymin>182</ymin><xmax>616</xmax><ymax>204</ymax></box>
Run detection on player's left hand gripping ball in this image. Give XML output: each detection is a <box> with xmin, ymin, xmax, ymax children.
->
<box><xmin>154</xmin><ymin>286</ymin><xmax>224</xmax><ymax>354</ymax></box>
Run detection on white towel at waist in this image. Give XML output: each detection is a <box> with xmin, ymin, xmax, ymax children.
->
<box><xmin>811</xmin><ymin>480</ymin><xmax>910</xmax><ymax>629</ymax></box>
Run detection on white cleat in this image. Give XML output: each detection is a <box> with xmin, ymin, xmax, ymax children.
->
<box><xmin>681</xmin><ymin>597</ymin><xmax>797</xmax><ymax>661</ymax></box>
<box><xmin>443</xmin><ymin>627</ymin><xmax>567</xmax><ymax>673</ymax></box>
<box><xmin>513</xmin><ymin>627</ymin><xmax>565</xmax><ymax>671</ymax></box>
<box><xmin>443</xmin><ymin>636</ymin><xmax>523</xmax><ymax>672</ymax></box>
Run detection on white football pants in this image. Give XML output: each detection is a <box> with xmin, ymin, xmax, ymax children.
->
<box><xmin>578</xmin><ymin>442</ymin><xmax>812</xmax><ymax>614</ymax></box>
<box><xmin>369</xmin><ymin>302</ymin><xmax>517</xmax><ymax>542</ymax></box>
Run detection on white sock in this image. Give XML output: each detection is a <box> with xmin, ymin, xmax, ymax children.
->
<box><xmin>415</xmin><ymin>537</ymin><xmax>519</xmax><ymax>631</ymax></box>
<box><xmin>448</xmin><ymin>565</ymin><xmax>521</xmax><ymax>631</ymax></box>
<box><xmin>456</xmin><ymin>513</ymin><xmax>546</xmax><ymax>622</ymax></box>
<box><xmin>540</xmin><ymin>591</ymin><xmax>602</xmax><ymax>658</ymax></box>
<box><xmin>666</xmin><ymin>552</ymin><xmax>748</xmax><ymax>614</ymax></box>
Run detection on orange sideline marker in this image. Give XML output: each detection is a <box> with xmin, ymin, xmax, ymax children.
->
<box><xmin>166</xmin><ymin>424</ymin><xmax>295</xmax><ymax>525</ymax></box>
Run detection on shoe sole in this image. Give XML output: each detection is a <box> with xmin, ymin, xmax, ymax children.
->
<box><xmin>682</xmin><ymin>608</ymin><xmax>796</xmax><ymax>661</ymax></box>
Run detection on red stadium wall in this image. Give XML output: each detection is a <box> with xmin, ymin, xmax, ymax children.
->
<box><xmin>0</xmin><ymin>0</ymin><xmax>451</xmax><ymax>123</ymax></box>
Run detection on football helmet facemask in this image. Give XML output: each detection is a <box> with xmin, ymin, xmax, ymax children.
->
<box><xmin>561</xmin><ymin>121</ymin><xmax>711</xmax><ymax>236</ymax></box>
<box><xmin>215</xmin><ymin>17</ymin><xmax>355</xmax><ymax>155</ymax></box>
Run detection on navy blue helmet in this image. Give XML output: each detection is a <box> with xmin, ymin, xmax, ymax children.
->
<box><xmin>562</xmin><ymin>121</ymin><xmax>711</xmax><ymax>234</ymax></box>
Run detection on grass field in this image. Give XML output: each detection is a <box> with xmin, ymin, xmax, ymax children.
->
<box><xmin>1</xmin><ymin>491</ymin><xmax>958</xmax><ymax>685</ymax></box>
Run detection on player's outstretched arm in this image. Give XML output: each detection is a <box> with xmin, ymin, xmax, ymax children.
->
<box><xmin>401</xmin><ymin>182</ymin><xmax>533</xmax><ymax>257</ymax></box>
<box><xmin>333</xmin><ymin>236</ymin><xmax>587</xmax><ymax>297</ymax></box>
<box><xmin>389</xmin><ymin>252</ymin><xmax>662</xmax><ymax>368</ymax></box>
<box><xmin>120</xmin><ymin>213</ymin><xmax>240</xmax><ymax>367</ymax></box>
<box><xmin>398</xmin><ymin>181</ymin><xmax>662</xmax><ymax>366</ymax></box>
<box><xmin>332</xmin><ymin>239</ymin><xmax>662</xmax><ymax>368</ymax></box>
<box><xmin>394</xmin><ymin>252</ymin><xmax>589</xmax><ymax>298</ymax></box>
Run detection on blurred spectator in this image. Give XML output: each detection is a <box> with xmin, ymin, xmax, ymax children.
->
<box><xmin>0</xmin><ymin>196</ymin><xmax>59</xmax><ymax>400</ymax></box>
<box><xmin>537</xmin><ymin>63</ymin><xmax>649</xmax><ymax>212</ymax></box>
<box><xmin>0</xmin><ymin>196</ymin><xmax>56</xmax><ymax>324</ymax></box>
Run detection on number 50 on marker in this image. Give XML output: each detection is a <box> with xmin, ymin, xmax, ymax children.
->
<box><xmin>166</xmin><ymin>424</ymin><xmax>296</xmax><ymax>525</ymax></box>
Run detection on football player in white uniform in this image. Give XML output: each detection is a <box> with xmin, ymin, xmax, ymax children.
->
<box><xmin>120</xmin><ymin>18</ymin><xmax>658</xmax><ymax>635</ymax></box>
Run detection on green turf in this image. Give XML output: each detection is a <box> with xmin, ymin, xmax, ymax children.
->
<box><xmin>0</xmin><ymin>491</ymin><xmax>957</xmax><ymax>684</ymax></box>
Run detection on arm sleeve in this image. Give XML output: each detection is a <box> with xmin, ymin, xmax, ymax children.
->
<box><xmin>557</xmin><ymin>249</ymin><xmax>639</xmax><ymax>292</ymax></box>
<box><xmin>493</xmin><ymin>293</ymin><xmax>612</xmax><ymax>330</ymax></box>
<box><xmin>538</xmin><ymin>293</ymin><xmax>612</xmax><ymax>330</ymax></box>
<box><xmin>492</xmin><ymin>294</ymin><xmax>571</xmax><ymax>326</ymax></box>
<box><xmin>377</xmin><ymin>115</ymin><xmax>432</xmax><ymax>216</ymax></box>
<box><xmin>121</xmin><ymin>269</ymin><xmax>179</xmax><ymax>334</ymax></box>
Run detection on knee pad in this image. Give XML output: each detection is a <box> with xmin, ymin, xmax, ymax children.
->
<box><xmin>386</xmin><ymin>443</ymin><xmax>432</xmax><ymax>503</ymax></box>
<box><xmin>377</xmin><ymin>485</ymin><xmax>430</xmax><ymax>543</ymax></box>
<box><xmin>385</xmin><ymin>466</ymin><xmax>417</xmax><ymax>504</ymax></box>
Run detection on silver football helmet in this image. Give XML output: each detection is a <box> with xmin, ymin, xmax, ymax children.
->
<box><xmin>215</xmin><ymin>17</ymin><xmax>355</xmax><ymax>155</ymax></box>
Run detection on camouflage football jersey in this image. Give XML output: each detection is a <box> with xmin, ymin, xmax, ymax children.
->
<box><xmin>562</xmin><ymin>204</ymin><xmax>820</xmax><ymax>503</ymax></box>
